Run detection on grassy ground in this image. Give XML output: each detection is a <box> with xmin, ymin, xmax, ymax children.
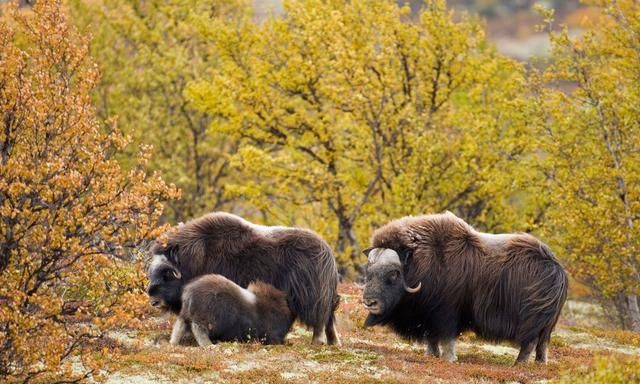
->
<box><xmin>97</xmin><ymin>284</ymin><xmax>640</xmax><ymax>383</ymax></box>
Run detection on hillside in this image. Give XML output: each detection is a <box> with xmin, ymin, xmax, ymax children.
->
<box><xmin>97</xmin><ymin>284</ymin><xmax>640</xmax><ymax>383</ymax></box>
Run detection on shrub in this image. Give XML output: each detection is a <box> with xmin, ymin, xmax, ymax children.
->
<box><xmin>0</xmin><ymin>0</ymin><xmax>178</xmax><ymax>381</ymax></box>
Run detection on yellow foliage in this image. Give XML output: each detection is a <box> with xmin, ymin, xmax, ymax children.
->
<box><xmin>67</xmin><ymin>0</ymin><xmax>250</xmax><ymax>222</ymax></box>
<box><xmin>0</xmin><ymin>1</ymin><xmax>177</xmax><ymax>381</ymax></box>
<box><xmin>532</xmin><ymin>0</ymin><xmax>640</xmax><ymax>329</ymax></box>
<box><xmin>555</xmin><ymin>356</ymin><xmax>640</xmax><ymax>384</ymax></box>
<box><xmin>189</xmin><ymin>0</ymin><xmax>536</xmax><ymax>276</ymax></box>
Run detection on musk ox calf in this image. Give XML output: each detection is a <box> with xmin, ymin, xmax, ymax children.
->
<box><xmin>147</xmin><ymin>212</ymin><xmax>340</xmax><ymax>345</ymax></box>
<box><xmin>167</xmin><ymin>273</ymin><xmax>294</xmax><ymax>346</ymax></box>
<box><xmin>362</xmin><ymin>212</ymin><xmax>567</xmax><ymax>365</ymax></box>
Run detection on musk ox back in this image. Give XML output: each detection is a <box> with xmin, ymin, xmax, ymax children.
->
<box><xmin>147</xmin><ymin>212</ymin><xmax>340</xmax><ymax>345</ymax></box>
<box><xmin>169</xmin><ymin>274</ymin><xmax>294</xmax><ymax>346</ymax></box>
<box><xmin>362</xmin><ymin>212</ymin><xmax>567</xmax><ymax>365</ymax></box>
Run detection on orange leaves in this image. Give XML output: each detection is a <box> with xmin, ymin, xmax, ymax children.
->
<box><xmin>0</xmin><ymin>0</ymin><xmax>176</xmax><ymax>381</ymax></box>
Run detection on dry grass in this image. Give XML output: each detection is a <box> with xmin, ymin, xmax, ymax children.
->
<box><xmin>97</xmin><ymin>283</ymin><xmax>640</xmax><ymax>384</ymax></box>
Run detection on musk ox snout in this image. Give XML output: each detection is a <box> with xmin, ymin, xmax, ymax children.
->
<box><xmin>362</xmin><ymin>248</ymin><xmax>422</xmax><ymax>326</ymax></box>
<box><xmin>362</xmin><ymin>298</ymin><xmax>380</xmax><ymax>313</ymax></box>
<box><xmin>362</xmin><ymin>263</ymin><xmax>406</xmax><ymax>323</ymax></box>
<box><xmin>146</xmin><ymin>254</ymin><xmax>184</xmax><ymax>311</ymax></box>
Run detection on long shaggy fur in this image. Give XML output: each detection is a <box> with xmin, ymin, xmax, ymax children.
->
<box><xmin>179</xmin><ymin>275</ymin><xmax>294</xmax><ymax>345</ymax></box>
<box><xmin>150</xmin><ymin>212</ymin><xmax>340</xmax><ymax>344</ymax></box>
<box><xmin>370</xmin><ymin>212</ymin><xmax>567</xmax><ymax>353</ymax></box>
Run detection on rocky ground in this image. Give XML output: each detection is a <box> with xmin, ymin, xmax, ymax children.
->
<box><xmin>97</xmin><ymin>284</ymin><xmax>640</xmax><ymax>384</ymax></box>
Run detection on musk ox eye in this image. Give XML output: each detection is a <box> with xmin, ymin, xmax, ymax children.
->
<box><xmin>162</xmin><ymin>269</ymin><xmax>175</xmax><ymax>281</ymax></box>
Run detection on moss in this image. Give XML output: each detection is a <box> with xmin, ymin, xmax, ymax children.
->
<box><xmin>554</xmin><ymin>356</ymin><xmax>640</xmax><ymax>384</ymax></box>
<box><xmin>306</xmin><ymin>348</ymin><xmax>379</xmax><ymax>364</ymax></box>
<box><xmin>97</xmin><ymin>285</ymin><xmax>640</xmax><ymax>384</ymax></box>
<box><xmin>550</xmin><ymin>335</ymin><xmax>569</xmax><ymax>348</ymax></box>
<box><xmin>460</xmin><ymin>348</ymin><xmax>514</xmax><ymax>366</ymax></box>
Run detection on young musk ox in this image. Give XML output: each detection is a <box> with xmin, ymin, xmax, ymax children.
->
<box><xmin>146</xmin><ymin>212</ymin><xmax>340</xmax><ymax>345</ymax></box>
<box><xmin>361</xmin><ymin>212</ymin><xmax>567</xmax><ymax>365</ymax></box>
<box><xmin>168</xmin><ymin>273</ymin><xmax>294</xmax><ymax>346</ymax></box>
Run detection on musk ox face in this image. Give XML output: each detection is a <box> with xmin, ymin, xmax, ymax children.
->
<box><xmin>362</xmin><ymin>248</ymin><xmax>421</xmax><ymax>327</ymax></box>
<box><xmin>147</xmin><ymin>255</ymin><xmax>183</xmax><ymax>311</ymax></box>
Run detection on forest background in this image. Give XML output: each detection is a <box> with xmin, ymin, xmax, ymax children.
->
<box><xmin>1</xmin><ymin>0</ymin><xmax>639</xmax><ymax>382</ymax></box>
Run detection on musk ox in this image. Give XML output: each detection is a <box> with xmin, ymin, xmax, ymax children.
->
<box><xmin>361</xmin><ymin>212</ymin><xmax>567</xmax><ymax>365</ymax></box>
<box><xmin>147</xmin><ymin>212</ymin><xmax>340</xmax><ymax>345</ymax></box>
<box><xmin>167</xmin><ymin>273</ymin><xmax>294</xmax><ymax>346</ymax></box>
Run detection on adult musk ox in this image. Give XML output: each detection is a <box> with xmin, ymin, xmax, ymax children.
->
<box><xmin>361</xmin><ymin>212</ymin><xmax>567</xmax><ymax>365</ymax></box>
<box><xmin>147</xmin><ymin>212</ymin><xmax>340</xmax><ymax>345</ymax></box>
<box><xmin>169</xmin><ymin>274</ymin><xmax>294</xmax><ymax>346</ymax></box>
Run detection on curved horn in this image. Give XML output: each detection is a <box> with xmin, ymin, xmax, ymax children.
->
<box><xmin>172</xmin><ymin>269</ymin><xmax>182</xmax><ymax>279</ymax></box>
<box><xmin>404</xmin><ymin>281</ymin><xmax>421</xmax><ymax>293</ymax></box>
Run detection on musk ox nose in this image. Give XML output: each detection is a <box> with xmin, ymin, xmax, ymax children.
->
<box><xmin>147</xmin><ymin>284</ymin><xmax>158</xmax><ymax>296</ymax></box>
<box><xmin>363</xmin><ymin>298</ymin><xmax>379</xmax><ymax>309</ymax></box>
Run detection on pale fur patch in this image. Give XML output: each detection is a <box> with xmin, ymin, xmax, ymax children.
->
<box><xmin>237</xmin><ymin>285</ymin><xmax>257</xmax><ymax>306</ymax></box>
<box><xmin>476</xmin><ymin>232</ymin><xmax>514</xmax><ymax>247</ymax></box>
<box><xmin>250</xmin><ymin>223</ymin><xmax>290</xmax><ymax>236</ymax></box>
<box><xmin>368</xmin><ymin>248</ymin><xmax>401</xmax><ymax>265</ymax></box>
<box><xmin>150</xmin><ymin>254</ymin><xmax>169</xmax><ymax>271</ymax></box>
<box><xmin>226</xmin><ymin>213</ymin><xmax>289</xmax><ymax>236</ymax></box>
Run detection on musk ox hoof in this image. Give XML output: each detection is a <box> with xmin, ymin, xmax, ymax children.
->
<box><xmin>442</xmin><ymin>354</ymin><xmax>458</xmax><ymax>362</ymax></box>
<box><xmin>425</xmin><ymin>348</ymin><xmax>440</xmax><ymax>358</ymax></box>
<box><xmin>311</xmin><ymin>336</ymin><xmax>327</xmax><ymax>345</ymax></box>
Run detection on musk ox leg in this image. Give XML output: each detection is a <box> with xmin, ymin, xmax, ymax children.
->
<box><xmin>441</xmin><ymin>339</ymin><xmax>458</xmax><ymax>362</ymax></box>
<box><xmin>191</xmin><ymin>322</ymin><xmax>213</xmax><ymax>347</ymax></box>
<box><xmin>311</xmin><ymin>323</ymin><xmax>327</xmax><ymax>345</ymax></box>
<box><xmin>515</xmin><ymin>339</ymin><xmax>537</xmax><ymax>365</ymax></box>
<box><xmin>170</xmin><ymin>317</ymin><xmax>188</xmax><ymax>346</ymax></box>
<box><xmin>535</xmin><ymin>338</ymin><xmax>549</xmax><ymax>364</ymax></box>
<box><xmin>325</xmin><ymin>313</ymin><xmax>341</xmax><ymax>346</ymax></box>
<box><xmin>426</xmin><ymin>339</ymin><xmax>441</xmax><ymax>358</ymax></box>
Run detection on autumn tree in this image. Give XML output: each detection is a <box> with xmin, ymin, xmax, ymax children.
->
<box><xmin>68</xmin><ymin>0</ymin><xmax>248</xmax><ymax>222</ymax></box>
<box><xmin>188</xmin><ymin>0</ymin><xmax>534</xmax><ymax>275</ymax></box>
<box><xmin>532</xmin><ymin>1</ymin><xmax>640</xmax><ymax>330</ymax></box>
<box><xmin>0</xmin><ymin>1</ymin><xmax>177</xmax><ymax>381</ymax></box>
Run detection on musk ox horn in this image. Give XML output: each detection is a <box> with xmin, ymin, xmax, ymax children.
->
<box><xmin>404</xmin><ymin>281</ymin><xmax>421</xmax><ymax>293</ymax></box>
<box><xmin>172</xmin><ymin>269</ymin><xmax>182</xmax><ymax>279</ymax></box>
<box><xmin>368</xmin><ymin>248</ymin><xmax>401</xmax><ymax>265</ymax></box>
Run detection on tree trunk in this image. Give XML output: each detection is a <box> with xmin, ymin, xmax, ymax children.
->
<box><xmin>613</xmin><ymin>292</ymin><xmax>640</xmax><ymax>331</ymax></box>
<box><xmin>336</xmin><ymin>217</ymin><xmax>361</xmax><ymax>278</ymax></box>
<box><xmin>627</xmin><ymin>294</ymin><xmax>640</xmax><ymax>332</ymax></box>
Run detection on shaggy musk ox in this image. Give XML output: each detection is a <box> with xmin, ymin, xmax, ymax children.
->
<box><xmin>147</xmin><ymin>212</ymin><xmax>340</xmax><ymax>345</ymax></box>
<box><xmin>362</xmin><ymin>212</ymin><xmax>567</xmax><ymax>365</ymax></box>
<box><xmin>169</xmin><ymin>274</ymin><xmax>294</xmax><ymax>346</ymax></box>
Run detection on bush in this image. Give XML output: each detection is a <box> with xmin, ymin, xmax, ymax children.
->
<box><xmin>556</xmin><ymin>356</ymin><xmax>640</xmax><ymax>384</ymax></box>
<box><xmin>0</xmin><ymin>0</ymin><xmax>178</xmax><ymax>382</ymax></box>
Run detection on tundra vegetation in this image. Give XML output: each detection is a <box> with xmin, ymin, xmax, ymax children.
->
<box><xmin>0</xmin><ymin>0</ymin><xmax>638</xmax><ymax>382</ymax></box>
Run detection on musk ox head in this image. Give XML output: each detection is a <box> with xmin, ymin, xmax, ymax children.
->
<box><xmin>147</xmin><ymin>254</ymin><xmax>183</xmax><ymax>312</ymax></box>
<box><xmin>361</xmin><ymin>248</ymin><xmax>421</xmax><ymax>327</ymax></box>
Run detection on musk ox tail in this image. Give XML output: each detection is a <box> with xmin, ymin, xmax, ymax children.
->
<box><xmin>284</xmin><ymin>237</ymin><xmax>339</xmax><ymax>332</ymax></box>
<box><xmin>475</xmin><ymin>235</ymin><xmax>568</xmax><ymax>345</ymax></box>
<box><xmin>514</xmin><ymin>238</ymin><xmax>568</xmax><ymax>346</ymax></box>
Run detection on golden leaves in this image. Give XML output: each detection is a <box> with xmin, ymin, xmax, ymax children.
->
<box><xmin>0</xmin><ymin>0</ymin><xmax>176</xmax><ymax>381</ymax></box>
<box><xmin>532</xmin><ymin>0</ymin><xmax>640</xmax><ymax>322</ymax></box>
<box><xmin>185</xmin><ymin>0</ymin><xmax>534</xmax><ymax>275</ymax></box>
